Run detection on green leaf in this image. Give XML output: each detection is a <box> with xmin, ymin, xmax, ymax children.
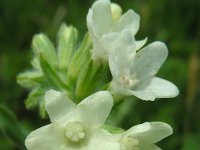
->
<box><xmin>39</xmin><ymin>54</ymin><xmax>70</xmax><ymax>91</ymax></box>
<box><xmin>0</xmin><ymin>105</ymin><xmax>28</xmax><ymax>149</ymax></box>
<box><xmin>32</xmin><ymin>34</ymin><xmax>58</xmax><ymax>67</ymax></box>
<box><xmin>0</xmin><ymin>134</ymin><xmax>16</xmax><ymax>150</ymax></box>
<box><xmin>57</xmin><ymin>23</ymin><xmax>78</xmax><ymax>73</ymax></box>
<box><xmin>17</xmin><ymin>71</ymin><xmax>44</xmax><ymax>88</ymax></box>
<box><xmin>67</xmin><ymin>33</ymin><xmax>92</xmax><ymax>83</ymax></box>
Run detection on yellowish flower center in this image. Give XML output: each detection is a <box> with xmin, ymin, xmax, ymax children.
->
<box><xmin>111</xmin><ymin>3</ymin><xmax>122</xmax><ymax>23</ymax></box>
<box><xmin>122</xmin><ymin>136</ymin><xmax>140</xmax><ymax>150</ymax></box>
<box><xmin>119</xmin><ymin>74</ymin><xmax>139</xmax><ymax>89</ymax></box>
<box><xmin>65</xmin><ymin>122</ymin><xmax>85</xmax><ymax>143</ymax></box>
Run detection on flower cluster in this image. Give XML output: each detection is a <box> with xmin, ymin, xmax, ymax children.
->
<box><xmin>20</xmin><ymin>0</ymin><xmax>179</xmax><ymax>150</ymax></box>
<box><xmin>25</xmin><ymin>90</ymin><xmax>172</xmax><ymax>150</ymax></box>
<box><xmin>87</xmin><ymin>0</ymin><xmax>178</xmax><ymax>101</ymax></box>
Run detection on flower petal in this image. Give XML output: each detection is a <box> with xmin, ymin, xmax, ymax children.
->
<box><xmin>124</xmin><ymin>122</ymin><xmax>173</xmax><ymax>144</ymax></box>
<box><xmin>85</xmin><ymin>129</ymin><xmax>120</xmax><ymax>150</ymax></box>
<box><xmin>112</xmin><ymin>10</ymin><xmax>140</xmax><ymax>35</ymax></box>
<box><xmin>131</xmin><ymin>41</ymin><xmax>168</xmax><ymax>80</ymax></box>
<box><xmin>129</xmin><ymin>89</ymin><xmax>155</xmax><ymax>101</ymax></box>
<box><xmin>45</xmin><ymin>89</ymin><xmax>76</xmax><ymax>123</ymax></box>
<box><xmin>131</xmin><ymin>77</ymin><xmax>179</xmax><ymax>100</ymax></box>
<box><xmin>109</xmin><ymin>30</ymin><xmax>136</xmax><ymax>77</ymax></box>
<box><xmin>77</xmin><ymin>91</ymin><xmax>113</xmax><ymax>127</ymax></box>
<box><xmin>88</xmin><ymin>0</ymin><xmax>112</xmax><ymax>37</ymax></box>
<box><xmin>25</xmin><ymin>124</ymin><xmax>65</xmax><ymax>150</ymax></box>
<box><xmin>148</xmin><ymin>77</ymin><xmax>179</xmax><ymax>98</ymax></box>
<box><xmin>89</xmin><ymin>25</ymin><xmax>108</xmax><ymax>60</ymax></box>
<box><xmin>101</xmin><ymin>32</ymin><xmax>119</xmax><ymax>53</ymax></box>
<box><xmin>110</xmin><ymin>80</ymin><xmax>132</xmax><ymax>96</ymax></box>
<box><xmin>87</xmin><ymin>7</ymin><xmax>109</xmax><ymax>60</ymax></box>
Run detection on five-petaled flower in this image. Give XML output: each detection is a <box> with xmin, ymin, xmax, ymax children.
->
<box><xmin>25</xmin><ymin>90</ymin><xmax>120</xmax><ymax>150</ymax></box>
<box><xmin>108</xmin><ymin>30</ymin><xmax>179</xmax><ymax>101</ymax></box>
<box><xmin>115</xmin><ymin>122</ymin><xmax>173</xmax><ymax>150</ymax></box>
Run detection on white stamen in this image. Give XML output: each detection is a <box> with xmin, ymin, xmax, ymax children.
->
<box><xmin>65</xmin><ymin>122</ymin><xmax>85</xmax><ymax>143</ymax></box>
<box><xmin>122</xmin><ymin>136</ymin><xmax>140</xmax><ymax>150</ymax></box>
<box><xmin>119</xmin><ymin>74</ymin><xmax>139</xmax><ymax>88</ymax></box>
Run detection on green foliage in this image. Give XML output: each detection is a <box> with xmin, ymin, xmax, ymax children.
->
<box><xmin>183</xmin><ymin>134</ymin><xmax>200</xmax><ymax>150</ymax></box>
<box><xmin>17</xmin><ymin>23</ymin><xmax>113</xmax><ymax>119</ymax></box>
<box><xmin>0</xmin><ymin>105</ymin><xmax>28</xmax><ymax>149</ymax></box>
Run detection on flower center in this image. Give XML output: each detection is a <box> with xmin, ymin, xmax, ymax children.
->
<box><xmin>122</xmin><ymin>136</ymin><xmax>140</xmax><ymax>150</ymax></box>
<box><xmin>118</xmin><ymin>74</ymin><xmax>139</xmax><ymax>89</ymax></box>
<box><xmin>65</xmin><ymin>122</ymin><xmax>85</xmax><ymax>143</ymax></box>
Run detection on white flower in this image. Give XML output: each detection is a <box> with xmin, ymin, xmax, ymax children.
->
<box><xmin>108</xmin><ymin>30</ymin><xmax>179</xmax><ymax>101</ymax></box>
<box><xmin>115</xmin><ymin>122</ymin><xmax>173</xmax><ymax>150</ymax></box>
<box><xmin>87</xmin><ymin>0</ymin><xmax>145</xmax><ymax>61</ymax></box>
<box><xmin>25</xmin><ymin>90</ymin><xmax>120</xmax><ymax>150</ymax></box>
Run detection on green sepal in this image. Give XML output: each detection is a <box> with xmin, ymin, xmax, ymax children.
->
<box><xmin>102</xmin><ymin>124</ymin><xmax>124</xmax><ymax>134</ymax></box>
<box><xmin>75</xmin><ymin>60</ymin><xmax>111</xmax><ymax>101</ymax></box>
<box><xmin>17</xmin><ymin>71</ymin><xmax>44</xmax><ymax>88</ymax></box>
<box><xmin>57</xmin><ymin>23</ymin><xmax>78</xmax><ymax>73</ymax></box>
<box><xmin>39</xmin><ymin>96</ymin><xmax>47</xmax><ymax>118</ymax></box>
<box><xmin>25</xmin><ymin>87</ymin><xmax>44</xmax><ymax>109</ymax></box>
<box><xmin>67</xmin><ymin>33</ymin><xmax>92</xmax><ymax>84</ymax></box>
<box><xmin>25</xmin><ymin>87</ymin><xmax>49</xmax><ymax>118</ymax></box>
<box><xmin>31</xmin><ymin>57</ymin><xmax>41</xmax><ymax>70</ymax></box>
<box><xmin>39</xmin><ymin>54</ymin><xmax>70</xmax><ymax>91</ymax></box>
<box><xmin>32</xmin><ymin>34</ymin><xmax>58</xmax><ymax>68</ymax></box>
<box><xmin>0</xmin><ymin>105</ymin><xmax>28</xmax><ymax>148</ymax></box>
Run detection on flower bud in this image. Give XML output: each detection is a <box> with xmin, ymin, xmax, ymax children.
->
<box><xmin>111</xmin><ymin>3</ymin><xmax>122</xmax><ymax>22</ymax></box>
<box><xmin>32</xmin><ymin>34</ymin><xmax>57</xmax><ymax>68</ymax></box>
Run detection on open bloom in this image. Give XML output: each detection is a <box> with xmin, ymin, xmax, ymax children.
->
<box><xmin>87</xmin><ymin>0</ymin><xmax>145</xmax><ymax>61</ymax></box>
<box><xmin>108</xmin><ymin>30</ymin><xmax>179</xmax><ymax>101</ymax></box>
<box><xmin>25</xmin><ymin>90</ymin><xmax>120</xmax><ymax>150</ymax></box>
<box><xmin>115</xmin><ymin>122</ymin><xmax>173</xmax><ymax>150</ymax></box>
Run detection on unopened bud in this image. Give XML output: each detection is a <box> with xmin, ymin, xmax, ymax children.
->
<box><xmin>111</xmin><ymin>3</ymin><xmax>122</xmax><ymax>22</ymax></box>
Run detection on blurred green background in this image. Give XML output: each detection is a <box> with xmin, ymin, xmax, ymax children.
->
<box><xmin>0</xmin><ymin>0</ymin><xmax>199</xmax><ymax>149</ymax></box>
